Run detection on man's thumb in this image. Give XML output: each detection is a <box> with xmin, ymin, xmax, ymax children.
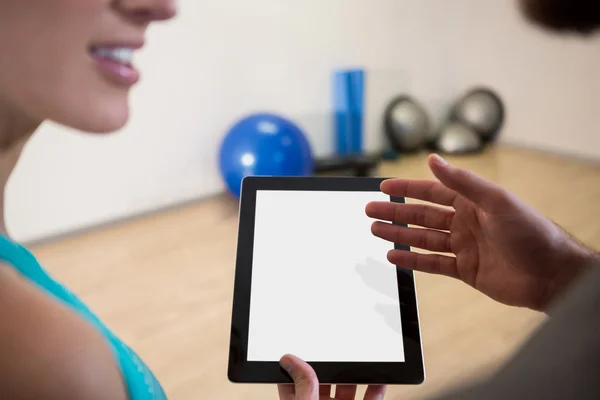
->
<box><xmin>280</xmin><ymin>354</ymin><xmax>319</xmax><ymax>399</ymax></box>
<box><xmin>428</xmin><ymin>154</ymin><xmax>506</xmax><ymax>210</ymax></box>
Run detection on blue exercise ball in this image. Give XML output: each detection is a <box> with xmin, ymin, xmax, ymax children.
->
<box><xmin>218</xmin><ymin>113</ymin><xmax>314</xmax><ymax>197</ymax></box>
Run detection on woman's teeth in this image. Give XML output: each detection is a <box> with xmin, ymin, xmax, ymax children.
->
<box><xmin>91</xmin><ymin>47</ymin><xmax>134</xmax><ymax>65</ymax></box>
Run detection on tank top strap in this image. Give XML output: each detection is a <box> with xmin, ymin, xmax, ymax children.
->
<box><xmin>0</xmin><ymin>234</ymin><xmax>168</xmax><ymax>399</ymax></box>
<box><xmin>0</xmin><ymin>234</ymin><xmax>106</xmax><ymax>328</ymax></box>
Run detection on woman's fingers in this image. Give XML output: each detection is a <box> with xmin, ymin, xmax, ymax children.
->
<box><xmin>371</xmin><ymin>221</ymin><xmax>452</xmax><ymax>253</ymax></box>
<box><xmin>387</xmin><ymin>249</ymin><xmax>458</xmax><ymax>279</ymax></box>
<box><xmin>366</xmin><ymin>202</ymin><xmax>454</xmax><ymax>231</ymax></box>
<box><xmin>277</xmin><ymin>384</ymin><xmax>295</xmax><ymax>400</ymax></box>
<box><xmin>334</xmin><ymin>385</ymin><xmax>358</xmax><ymax>399</ymax></box>
<box><xmin>319</xmin><ymin>385</ymin><xmax>332</xmax><ymax>397</ymax></box>
<box><xmin>363</xmin><ymin>385</ymin><xmax>387</xmax><ymax>400</ymax></box>
<box><xmin>380</xmin><ymin>178</ymin><xmax>458</xmax><ymax>207</ymax></box>
<box><xmin>279</xmin><ymin>354</ymin><xmax>319</xmax><ymax>400</ymax></box>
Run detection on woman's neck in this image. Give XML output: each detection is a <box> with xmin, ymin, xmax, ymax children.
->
<box><xmin>0</xmin><ymin>102</ymin><xmax>40</xmax><ymax>237</ymax></box>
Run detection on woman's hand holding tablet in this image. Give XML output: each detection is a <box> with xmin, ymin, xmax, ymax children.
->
<box><xmin>278</xmin><ymin>354</ymin><xmax>387</xmax><ymax>400</ymax></box>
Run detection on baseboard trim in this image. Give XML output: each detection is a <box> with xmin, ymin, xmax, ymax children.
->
<box><xmin>22</xmin><ymin>190</ymin><xmax>231</xmax><ymax>248</ymax></box>
<box><xmin>499</xmin><ymin>139</ymin><xmax>600</xmax><ymax>165</ymax></box>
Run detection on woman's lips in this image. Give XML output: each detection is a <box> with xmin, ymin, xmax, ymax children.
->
<box><xmin>90</xmin><ymin>46</ymin><xmax>140</xmax><ymax>86</ymax></box>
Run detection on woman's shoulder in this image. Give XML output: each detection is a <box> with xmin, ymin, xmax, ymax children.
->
<box><xmin>0</xmin><ymin>237</ymin><xmax>167</xmax><ymax>400</ymax></box>
<box><xmin>0</xmin><ymin>263</ymin><xmax>129</xmax><ymax>400</ymax></box>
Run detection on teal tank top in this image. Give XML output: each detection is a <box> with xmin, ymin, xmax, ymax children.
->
<box><xmin>0</xmin><ymin>234</ymin><xmax>167</xmax><ymax>399</ymax></box>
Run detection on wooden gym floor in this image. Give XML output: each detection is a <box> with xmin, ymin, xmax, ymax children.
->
<box><xmin>28</xmin><ymin>144</ymin><xmax>600</xmax><ymax>399</ymax></box>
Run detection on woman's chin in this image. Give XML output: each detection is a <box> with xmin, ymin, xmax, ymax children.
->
<box><xmin>85</xmin><ymin>117</ymin><xmax>129</xmax><ymax>134</ymax></box>
<box><xmin>55</xmin><ymin>103</ymin><xmax>130</xmax><ymax>134</ymax></box>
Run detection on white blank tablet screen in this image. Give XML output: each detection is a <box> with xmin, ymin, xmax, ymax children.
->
<box><xmin>247</xmin><ymin>190</ymin><xmax>405</xmax><ymax>362</ymax></box>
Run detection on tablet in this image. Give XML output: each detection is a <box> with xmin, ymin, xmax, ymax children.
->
<box><xmin>227</xmin><ymin>176</ymin><xmax>425</xmax><ymax>385</ymax></box>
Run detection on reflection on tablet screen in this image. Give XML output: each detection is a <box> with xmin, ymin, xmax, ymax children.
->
<box><xmin>247</xmin><ymin>190</ymin><xmax>405</xmax><ymax>363</ymax></box>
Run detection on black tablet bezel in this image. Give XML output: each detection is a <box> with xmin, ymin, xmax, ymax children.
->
<box><xmin>228</xmin><ymin>176</ymin><xmax>425</xmax><ymax>385</ymax></box>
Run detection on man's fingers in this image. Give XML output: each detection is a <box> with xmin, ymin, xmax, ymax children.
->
<box><xmin>366</xmin><ymin>202</ymin><xmax>454</xmax><ymax>231</ymax></box>
<box><xmin>371</xmin><ymin>221</ymin><xmax>452</xmax><ymax>253</ymax></box>
<box><xmin>364</xmin><ymin>385</ymin><xmax>387</xmax><ymax>400</ymax></box>
<box><xmin>279</xmin><ymin>354</ymin><xmax>319</xmax><ymax>399</ymax></box>
<box><xmin>387</xmin><ymin>249</ymin><xmax>458</xmax><ymax>279</ymax></box>
<box><xmin>380</xmin><ymin>178</ymin><xmax>458</xmax><ymax>207</ymax></box>
<box><xmin>427</xmin><ymin>154</ymin><xmax>509</xmax><ymax>211</ymax></box>
<box><xmin>381</xmin><ymin>154</ymin><xmax>514</xmax><ymax>213</ymax></box>
<box><xmin>334</xmin><ymin>385</ymin><xmax>358</xmax><ymax>399</ymax></box>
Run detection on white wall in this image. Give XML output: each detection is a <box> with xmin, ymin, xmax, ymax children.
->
<box><xmin>450</xmin><ymin>0</ymin><xmax>600</xmax><ymax>160</ymax></box>
<box><xmin>6</xmin><ymin>0</ymin><xmax>600</xmax><ymax>243</ymax></box>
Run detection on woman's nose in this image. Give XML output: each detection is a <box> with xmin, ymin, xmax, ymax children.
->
<box><xmin>117</xmin><ymin>0</ymin><xmax>177</xmax><ymax>23</ymax></box>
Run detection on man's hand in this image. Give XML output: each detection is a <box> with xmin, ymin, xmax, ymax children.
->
<box><xmin>366</xmin><ymin>154</ymin><xmax>596</xmax><ymax>311</ymax></box>
<box><xmin>277</xmin><ymin>355</ymin><xmax>386</xmax><ymax>400</ymax></box>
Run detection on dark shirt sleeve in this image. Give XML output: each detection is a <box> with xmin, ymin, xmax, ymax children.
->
<box><xmin>431</xmin><ymin>261</ymin><xmax>600</xmax><ymax>400</ymax></box>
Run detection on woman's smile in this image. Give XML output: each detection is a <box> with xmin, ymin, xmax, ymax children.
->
<box><xmin>89</xmin><ymin>42</ymin><xmax>143</xmax><ymax>86</ymax></box>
